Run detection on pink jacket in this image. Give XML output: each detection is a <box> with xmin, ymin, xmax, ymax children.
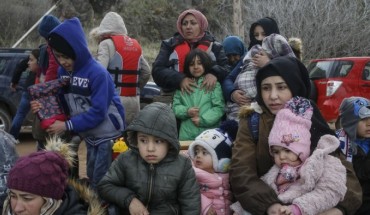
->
<box><xmin>194</xmin><ymin>167</ymin><xmax>232</xmax><ymax>215</ymax></box>
<box><xmin>261</xmin><ymin>135</ymin><xmax>347</xmax><ymax>215</ymax></box>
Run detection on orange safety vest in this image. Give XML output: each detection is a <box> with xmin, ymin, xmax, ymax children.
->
<box><xmin>173</xmin><ymin>41</ymin><xmax>211</xmax><ymax>73</ymax></box>
<box><xmin>108</xmin><ymin>35</ymin><xmax>142</xmax><ymax>96</ymax></box>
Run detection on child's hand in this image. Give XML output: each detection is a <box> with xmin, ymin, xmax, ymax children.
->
<box><xmin>191</xmin><ymin>116</ymin><xmax>200</xmax><ymax>126</ymax></box>
<box><xmin>30</xmin><ymin>100</ymin><xmax>42</xmax><ymax>114</ymax></box>
<box><xmin>129</xmin><ymin>198</ymin><xmax>149</xmax><ymax>215</ymax></box>
<box><xmin>188</xmin><ymin>107</ymin><xmax>199</xmax><ymax>117</ymax></box>
<box><xmin>267</xmin><ymin>203</ymin><xmax>283</xmax><ymax>215</ymax></box>
<box><xmin>206</xmin><ymin>206</ymin><xmax>217</xmax><ymax>215</ymax></box>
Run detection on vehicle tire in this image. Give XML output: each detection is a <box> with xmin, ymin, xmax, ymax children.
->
<box><xmin>309</xmin><ymin>79</ymin><xmax>318</xmax><ymax>104</ymax></box>
<box><xmin>0</xmin><ymin>106</ymin><xmax>12</xmax><ymax>132</ymax></box>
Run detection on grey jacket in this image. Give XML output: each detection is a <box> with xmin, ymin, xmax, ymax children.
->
<box><xmin>98</xmin><ymin>102</ymin><xmax>200</xmax><ymax>214</ymax></box>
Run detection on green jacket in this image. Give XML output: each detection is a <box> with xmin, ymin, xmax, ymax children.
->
<box><xmin>172</xmin><ymin>77</ymin><xmax>225</xmax><ymax>140</ymax></box>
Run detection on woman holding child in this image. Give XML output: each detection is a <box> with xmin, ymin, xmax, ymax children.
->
<box><xmin>230</xmin><ymin>56</ymin><xmax>362</xmax><ymax>215</ymax></box>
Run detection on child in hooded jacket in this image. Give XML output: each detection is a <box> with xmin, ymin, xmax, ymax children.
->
<box><xmin>30</xmin><ymin>17</ymin><xmax>125</xmax><ymax>190</ymax></box>
<box><xmin>98</xmin><ymin>102</ymin><xmax>200</xmax><ymax>215</ymax></box>
<box><xmin>188</xmin><ymin>120</ymin><xmax>238</xmax><ymax>215</ymax></box>
<box><xmin>232</xmin><ymin>97</ymin><xmax>347</xmax><ymax>215</ymax></box>
<box><xmin>337</xmin><ymin>96</ymin><xmax>370</xmax><ymax>215</ymax></box>
<box><xmin>172</xmin><ymin>48</ymin><xmax>225</xmax><ymax>140</ymax></box>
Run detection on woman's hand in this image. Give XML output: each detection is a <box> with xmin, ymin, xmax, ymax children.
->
<box><xmin>181</xmin><ymin>77</ymin><xmax>197</xmax><ymax>94</ymax></box>
<box><xmin>267</xmin><ymin>203</ymin><xmax>283</xmax><ymax>215</ymax></box>
<box><xmin>129</xmin><ymin>198</ymin><xmax>149</xmax><ymax>215</ymax></box>
<box><xmin>318</xmin><ymin>208</ymin><xmax>343</xmax><ymax>215</ymax></box>
<box><xmin>30</xmin><ymin>100</ymin><xmax>42</xmax><ymax>114</ymax></box>
<box><xmin>252</xmin><ymin>51</ymin><xmax>270</xmax><ymax>68</ymax></box>
<box><xmin>201</xmin><ymin>73</ymin><xmax>217</xmax><ymax>93</ymax></box>
<box><xmin>46</xmin><ymin>120</ymin><xmax>66</xmax><ymax>135</ymax></box>
<box><xmin>231</xmin><ymin>90</ymin><xmax>252</xmax><ymax>106</ymax></box>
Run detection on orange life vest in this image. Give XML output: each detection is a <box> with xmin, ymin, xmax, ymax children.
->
<box><xmin>108</xmin><ymin>35</ymin><xmax>142</xmax><ymax>96</ymax></box>
<box><xmin>172</xmin><ymin>41</ymin><xmax>211</xmax><ymax>72</ymax></box>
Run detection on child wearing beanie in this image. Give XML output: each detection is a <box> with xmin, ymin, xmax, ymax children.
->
<box><xmin>3</xmin><ymin>137</ymin><xmax>105</xmax><ymax>214</ymax></box>
<box><xmin>232</xmin><ymin>97</ymin><xmax>347</xmax><ymax>215</ymax></box>
<box><xmin>188</xmin><ymin>120</ymin><xmax>238</xmax><ymax>215</ymax></box>
<box><xmin>337</xmin><ymin>96</ymin><xmax>370</xmax><ymax>214</ymax></box>
<box><xmin>98</xmin><ymin>102</ymin><xmax>200</xmax><ymax>215</ymax></box>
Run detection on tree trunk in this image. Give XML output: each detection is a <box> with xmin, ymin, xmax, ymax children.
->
<box><xmin>232</xmin><ymin>0</ymin><xmax>243</xmax><ymax>40</ymax></box>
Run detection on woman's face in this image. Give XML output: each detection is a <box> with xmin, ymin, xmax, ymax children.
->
<box><xmin>261</xmin><ymin>76</ymin><xmax>293</xmax><ymax>114</ymax></box>
<box><xmin>27</xmin><ymin>54</ymin><xmax>39</xmax><ymax>73</ymax></box>
<box><xmin>10</xmin><ymin>189</ymin><xmax>45</xmax><ymax>215</ymax></box>
<box><xmin>181</xmin><ymin>14</ymin><xmax>201</xmax><ymax>40</ymax></box>
<box><xmin>253</xmin><ymin>25</ymin><xmax>266</xmax><ymax>42</ymax></box>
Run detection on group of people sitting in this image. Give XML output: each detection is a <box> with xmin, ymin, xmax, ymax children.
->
<box><xmin>0</xmin><ymin>7</ymin><xmax>368</xmax><ymax>215</ymax></box>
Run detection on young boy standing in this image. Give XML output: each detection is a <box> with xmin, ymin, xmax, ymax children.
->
<box><xmin>31</xmin><ymin>17</ymin><xmax>125</xmax><ymax>189</ymax></box>
<box><xmin>98</xmin><ymin>102</ymin><xmax>200</xmax><ymax>214</ymax></box>
<box><xmin>338</xmin><ymin>96</ymin><xmax>370</xmax><ymax>215</ymax></box>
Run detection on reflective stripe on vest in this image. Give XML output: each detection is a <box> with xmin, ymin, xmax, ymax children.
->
<box><xmin>108</xmin><ymin>35</ymin><xmax>142</xmax><ymax>96</ymax></box>
<box><xmin>172</xmin><ymin>41</ymin><xmax>210</xmax><ymax>73</ymax></box>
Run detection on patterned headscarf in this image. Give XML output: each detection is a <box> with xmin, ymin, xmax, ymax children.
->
<box><xmin>176</xmin><ymin>9</ymin><xmax>208</xmax><ymax>43</ymax></box>
<box><xmin>262</xmin><ymin>34</ymin><xmax>296</xmax><ymax>59</ymax></box>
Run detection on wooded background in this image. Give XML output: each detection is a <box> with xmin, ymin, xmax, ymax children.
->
<box><xmin>1</xmin><ymin>0</ymin><xmax>369</xmax><ymax>64</ymax></box>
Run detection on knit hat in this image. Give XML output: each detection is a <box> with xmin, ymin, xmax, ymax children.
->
<box><xmin>38</xmin><ymin>15</ymin><xmax>61</xmax><ymax>39</ymax></box>
<box><xmin>188</xmin><ymin>120</ymin><xmax>238</xmax><ymax>173</ymax></box>
<box><xmin>48</xmin><ymin>33</ymin><xmax>76</xmax><ymax>60</ymax></box>
<box><xmin>222</xmin><ymin>36</ymin><xmax>247</xmax><ymax>57</ymax></box>
<box><xmin>7</xmin><ymin>151</ymin><xmax>69</xmax><ymax>200</ymax></box>
<box><xmin>339</xmin><ymin>96</ymin><xmax>370</xmax><ymax>140</ymax></box>
<box><xmin>269</xmin><ymin>97</ymin><xmax>313</xmax><ymax>162</ymax></box>
<box><xmin>176</xmin><ymin>9</ymin><xmax>208</xmax><ymax>43</ymax></box>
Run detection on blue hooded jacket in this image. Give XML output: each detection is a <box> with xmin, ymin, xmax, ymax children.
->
<box><xmin>50</xmin><ymin>18</ymin><xmax>125</xmax><ymax>144</ymax></box>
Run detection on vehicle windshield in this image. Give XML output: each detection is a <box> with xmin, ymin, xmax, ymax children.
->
<box><xmin>308</xmin><ymin>60</ymin><xmax>353</xmax><ymax>79</ymax></box>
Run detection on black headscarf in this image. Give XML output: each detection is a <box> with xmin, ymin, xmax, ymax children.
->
<box><xmin>248</xmin><ymin>17</ymin><xmax>280</xmax><ymax>50</ymax></box>
<box><xmin>255</xmin><ymin>56</ymin><xmax>335</xmax><ymax>151</ymax></box>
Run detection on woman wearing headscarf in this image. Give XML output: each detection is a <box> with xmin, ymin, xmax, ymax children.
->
<box><xmin>222</xmin><ymin>17</ymin><xmax>280</xmax><ymax>112</ymax></box>
<box><xmin>229</xmin><ymin>56</ymin><xmax>362</xmax><ymax>215</ymax></box>
<box><xmin>152</xmin><ymin>9</ymin><xmax>229</xmax><ymax>99</ymax></box>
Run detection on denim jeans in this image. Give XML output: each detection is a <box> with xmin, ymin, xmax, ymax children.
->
<box><xmin>86</xmin><ymin>140</ymin><xmax>112</xmax><ymax>189</ymax></box>
<box><xmin>9</xmin><ymin>92</ymin><xmax>30</xmax><ymax>139</ymax></box>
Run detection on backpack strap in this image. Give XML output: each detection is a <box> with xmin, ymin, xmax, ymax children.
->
<box><xmin>247</xmin><ymin>112</ymin><xmax>259</xmax><ymax>143</ymax></box>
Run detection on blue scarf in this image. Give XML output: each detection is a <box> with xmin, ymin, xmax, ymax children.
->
<box><xmin>354</xmin><ymin>138</ymin><xmax>370</xmax><ymax>155</ymax></box>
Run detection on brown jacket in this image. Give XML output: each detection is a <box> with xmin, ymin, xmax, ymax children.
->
<box><xmin>230</xmin><ymin>104</ymin><xmax>362</xmax><ymax>215</ymax></box>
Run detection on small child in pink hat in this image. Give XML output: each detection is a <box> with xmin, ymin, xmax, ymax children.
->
<box><xmin>231</xmin><ymin>97</ymin><xmax>347</xmax><ymax>215</ymax></box>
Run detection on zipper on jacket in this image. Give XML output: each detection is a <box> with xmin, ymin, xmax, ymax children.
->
<box><xmin>146</xmin><ymin>164</ymin><xmax>155</xmax><ymax>208</ymax></box>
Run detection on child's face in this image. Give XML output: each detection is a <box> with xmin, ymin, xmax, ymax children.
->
<box><xmin>261</xmin><ymin>76</ymin><xmax>293</xmax><ymax>115</ymax></box>
<box><xmin>28</xmin><ymin>54</ymin><xmax>39</xmax><ymax>73</ymax></box>
<box><xmin>193</xmin><ymin>145</ymin><xmax>214</xmax><ymax>173</ymax></box>
<box><xmin>137</xmin><ymin>132</ymin><xmax>169</xmax><ymax>164</ymax></box>
<box><xmin>357</xmin><ymin>117</ymin><xmax>370</xmax><ymax>138</ymax></box>
<box><xmin>52</xmin><ymin>50</ymin><xmax>75</xmax><ymax>72</ymax></box>
<box><xmin>253</xmin><ymin>25</ymin><xmax>266</xmax><ymax>42</ymax></box>
<box><xmin>189</xmin><ymin>56</ymin><xmax>205</xmax><ymax>78</ymax></box>
<box><xmin>271</xmin><ymin>145</ymin><xmax>301</xmax><ymax>168</ymax></box>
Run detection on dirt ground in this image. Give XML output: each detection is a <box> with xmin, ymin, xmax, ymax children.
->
<box><xmin>16</xmin><ymin>132</ymin><xmax>87</xmax><ymax>179</ymax></box>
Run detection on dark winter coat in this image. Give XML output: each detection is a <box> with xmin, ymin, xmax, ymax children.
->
<box><xmin>152</xmin><ymin>31</ymin><xmax>229</xmax><ymax>92</ymax></box>
<box><xmin>98</xmin><ymin>102</ymin><xmax>200</xmax><ymax>214</ymax></box>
